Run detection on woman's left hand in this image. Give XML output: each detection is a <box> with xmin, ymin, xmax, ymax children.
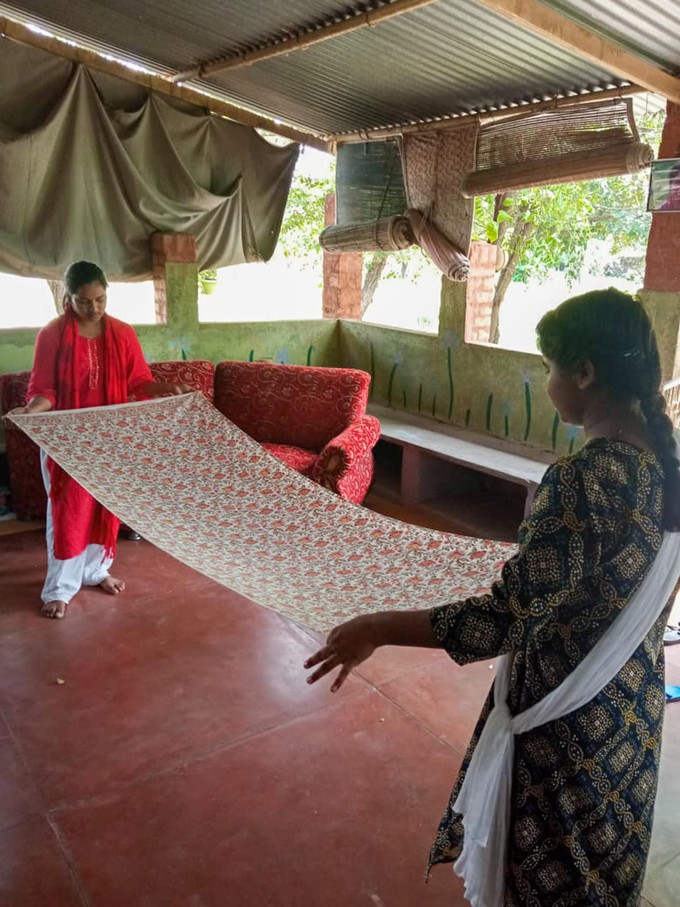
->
<box><xmin>149</xmin><ymin>382</ymin><xmax>194</xmax><ymax>397</ymax></box>
<box><xmin>168</xmin><ymin>383</ymin><xmax>194</xmax><ymax>395</ymax></box>
<box><xmin>304</xmin><ymin>615</ymin><xmax>379</xmax><ymax>692</ymax></box>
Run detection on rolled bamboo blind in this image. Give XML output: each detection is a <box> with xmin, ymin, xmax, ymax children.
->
<box><xmin>319</xmin><ymin>216</ymin><xmax>414</xmax><ymax>253</ymax></box>
<box><xmin>462</xmin><ymin>142</ymin><xmax>653</xmax><ymax>197</ymax></box>
<box><xmin>464</xmin><ymin>99</ymin><xmax>652</xmax><ymax>197</ymax></box>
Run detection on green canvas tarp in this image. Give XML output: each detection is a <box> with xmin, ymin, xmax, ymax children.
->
<box><xmin>0</xmin><ymin>39</ymin><xmax>299</xmax><ymax>280</ymax></box>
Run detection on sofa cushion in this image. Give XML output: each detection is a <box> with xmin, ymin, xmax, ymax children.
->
<box><xmin>261</xmin><ymin>443</ymin><xmax>317</xmax><ymax>478</ymax></box>
<box><xmin>214</xmin><ymin>361</ymin><xmax>371</xmax><ymax>451</ymax></box>
<box><xmin>0</xmin><ymin>371</ymin><xmax>47</xmax><ymax>519</ymax></box>
<box><xmin>0</xmin><ymin>370</ymin><xmax>31</xmax><ymax>412</ymax></box>
<box><xmin>149</xmin><ymin>360</ymin><xmax>215</xmax><ymax>400</ymax></box>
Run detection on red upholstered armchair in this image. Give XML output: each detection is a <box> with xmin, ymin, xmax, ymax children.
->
<box><xmin>213</xmin><ymin>361</ymin><xmax>380</xmax><ymax>504</ymax></box>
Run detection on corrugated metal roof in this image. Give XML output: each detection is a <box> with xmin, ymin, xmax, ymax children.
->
<box><xmin>203</xmin><ymin>1</ymin><xmax>625</xmax><ymax>134</ymax></box>
<box><xmin>545</xmin><ymin>1</ymin><xmax>680</xmax><ymax>72</ymax></box>
<box><xmin>0</xmin><ymin>0</ymin><xmax>673</xmax><ymax>139</ymax></box>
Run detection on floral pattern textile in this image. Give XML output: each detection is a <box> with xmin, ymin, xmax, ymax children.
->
<box><xmin>10</xmin><ymin>393</ymin><xmax>513</xmax><ymax>631</ymax></box>
<box><xmin>428</xmin><ymin>440</ymin><xmax>672</xmax><ymax>906</ymax></box>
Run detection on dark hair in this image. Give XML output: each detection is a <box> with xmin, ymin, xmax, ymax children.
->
<box><xmin>63</xmin><ymin>261</ymin><xmax>108</xmax><ymax>296</ymax></box>
<box><xmin>537</xmin><ymin>288</ymin><xmax>680</xmax><ymax>531</ymax></box>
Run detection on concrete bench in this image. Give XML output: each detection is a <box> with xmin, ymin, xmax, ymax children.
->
<box><xmin>370</xmin><ymin>405</ymin><xmax>553</xmax><ymax>532</ymax></box>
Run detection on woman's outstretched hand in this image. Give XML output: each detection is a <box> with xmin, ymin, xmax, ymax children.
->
<box><xmin>150</xmin><ymin>382</ymin><xmax>194</xmax><ymax>396</ymax></box>
<box><xmin>304</xmin><ymin>615</ymin><xmax>379</xmax><ymax>692</ymax></box>
<box><xmin>3</xmin><ymin>406</ymin><xmax>30</xmax><ymax>419</ymax></box>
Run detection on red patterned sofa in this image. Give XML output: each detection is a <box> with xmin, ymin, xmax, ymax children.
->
<box><xmin>1</xmin><ymin>359</ymin><xmax>379</xmax><ymax>518</ymax></box>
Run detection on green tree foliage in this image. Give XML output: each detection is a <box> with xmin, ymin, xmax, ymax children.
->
<box><xmin>475</xmin><ymin>112</ymin><xmax>664</xmax><ymax>341</ymax></box>
<box><xmin>278</xmin><ymin>174</ymin><xmax>333</xmax><ymax>266</ymax></box>
<box><xmin>278</xmin><ymin>171</ymin><xmax>428</xmax><ymax>309</ymax></box>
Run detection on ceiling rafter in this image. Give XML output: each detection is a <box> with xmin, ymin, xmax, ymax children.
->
<box><xmin>171</xmin><ymin>0</ymin><xmax>440</xmax><ymax>83</ymax></box>
<box><xmin>327</xmin><ymin>84</ymin><xmax>650</xmax><ymax>143</ymax></box>
<box><xmin>474</xmin><ymin>0</ymin><xmax>680</xmax><ymax>104</ymax></box>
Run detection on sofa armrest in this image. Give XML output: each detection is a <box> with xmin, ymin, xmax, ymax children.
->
<box><xmin>313</xmin><ymin>415</ymin><xmax>381</xmax><ymax>486</ymax></box>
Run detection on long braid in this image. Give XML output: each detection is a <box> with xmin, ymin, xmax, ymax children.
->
<box><xmin>639</xmin><ymin>324</ymin><xmax>680</xmax><ymax>531</ymax></box>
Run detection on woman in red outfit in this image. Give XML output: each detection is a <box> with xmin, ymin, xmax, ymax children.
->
<box><xmin>6</xmin><ymin>261</ymin><xmax>191</xmax><ymax>619</ymax></box>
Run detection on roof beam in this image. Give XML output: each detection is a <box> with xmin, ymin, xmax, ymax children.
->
<box><xmin>329</xmin><ymin>84</ymin><xmax>649</xmax><ymax>143</ymax></box>
<box><xmin>474</xmin><ymin>0</ymin><xmax>680</xmax><ymax>105</ymax></box>
<box><xmin>172</xmin><ymin>0</ymin><xmax>440</xmax><ymax>83</ymax></box>
<box><xmin>0</xmin><ymin>16</ymin><xmax>330</xmax><ymax>150</ymax></box>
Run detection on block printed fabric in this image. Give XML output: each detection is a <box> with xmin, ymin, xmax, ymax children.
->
<box><xmin>11</xmin><ymin>393</ymin><xmax>513</xmax><ymax>631</ymax></box>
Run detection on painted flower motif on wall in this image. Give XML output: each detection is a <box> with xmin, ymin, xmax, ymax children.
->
<box><xmin>168</xmin><ymin>337</ymin><xmax>193</xmax><ymax>361</ymax></box>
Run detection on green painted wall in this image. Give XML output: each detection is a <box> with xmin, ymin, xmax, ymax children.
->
<box><xmin>0</xmin><ymin>273</ymin><xmax>573</xmax><ymax>455</ymax></box>
<box><xmin>339</xmin><ymin>277</ymin><xmax>576</xmax><ymax>456</ymax></box>
<box><xmin>0</xmin><ymin>320</ymin><xmax>340</xmax><ymax>374</ymax></box>
<box><xmin>5</xmin><ymin>245</ymin><xmax>678</xmax><ymax>463</ymax></box>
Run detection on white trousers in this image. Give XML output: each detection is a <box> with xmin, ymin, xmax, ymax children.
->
<box><xmin>40</xmin><ymin>450</ymin><xmax>112</xmax><ymax>604</ymax></box>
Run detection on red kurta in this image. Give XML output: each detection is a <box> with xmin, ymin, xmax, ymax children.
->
<box><xmin>28</xmin><ymin>311</ymin><xmax>152</xmax><ymax>559</ymax></box>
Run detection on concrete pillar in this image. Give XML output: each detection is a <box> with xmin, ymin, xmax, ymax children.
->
<box><xmin>321</xmin><ymin>194</ymin><xmax>363</xmax><ymax>320</ymax></box>
<box><xmin>150</xmin><ymin>233</ymin><xmax>199</xmax><ymax>331</ymax></box>
<box><xmin>642</xmin><ymin>102</ymin><xmax>680</xmax><ymax>380</ymax></box>
<box><xmin>438</xmin><ymin>240</ymin><xmax>497</xmax><ymax>343</ymax></box>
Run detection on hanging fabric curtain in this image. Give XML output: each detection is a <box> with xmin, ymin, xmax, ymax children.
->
<box><xmin>462</xmin><ymin>99</ymin><xmax>652</xmax><ymax>197</ymax></box>
<box><xmin>0</xmin><ymin>39</ymin><xmax>299</xmax><ymax>280</ymax></box>
<box><xmin>319</xmin><ymin>216</ymin><xmax>413</xmax><ymax>253</ymax></box>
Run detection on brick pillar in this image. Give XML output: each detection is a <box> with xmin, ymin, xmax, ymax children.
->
<box><xmin>642</xmin><ymin>102</ymin><xmax>680</xmax><ymax>379</ymax></box>
<box><xmin>322</xmin><ymin>194</ymin><xmax>363</xmax><ymax>319</ymax></box>
<box><xmin>150</xmin><ymin>233</ymin><xmax>198</xmax><ymax>328</ymax></box>
<box><xmin>464</xmin><ymin>241</ymin><xmax>497</xmax><ymax>343</ymax></box>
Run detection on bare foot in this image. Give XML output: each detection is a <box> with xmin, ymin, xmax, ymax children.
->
<box><xmin>41</xmin><ymin>600</ymin><xmax>67</xmax><ymax>619</ymax></box>
<box><xmin>100</xmin><ymin>576</ymin><xmax>125</xmax><ymax>595</ymax></box>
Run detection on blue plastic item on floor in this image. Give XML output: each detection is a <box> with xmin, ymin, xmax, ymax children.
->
<box><xmin>666</xmin><ymin>685</ymin><xmax>680</xmax><ymax>703</ymax></box>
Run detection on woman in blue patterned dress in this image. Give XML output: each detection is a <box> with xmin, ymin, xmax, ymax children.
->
<box><xmin>305</xmin><ymin>288</ymin><xmax>680</xmax><ymax>905</ymax></box>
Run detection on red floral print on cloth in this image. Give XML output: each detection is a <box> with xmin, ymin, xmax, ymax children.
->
<box><xmin>10</xmin><ymin>394</ymin><xmax>515</xmax><ymax>631</ymax></box>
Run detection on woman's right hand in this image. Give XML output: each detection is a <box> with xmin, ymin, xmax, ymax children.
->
<box><xmin>3</xmin><ymin>405</ymin><xmax>31</xmax><ymax>419</ymax></box>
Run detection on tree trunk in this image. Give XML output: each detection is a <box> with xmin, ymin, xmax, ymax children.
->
<box><xmin>361</xmin><ymin>254</ymin><xmax>388</xmax><ymax>316</ymax></box>
<box><xmin>493</xmin><ymin>193</ymin><xmax>513</xmax><ymax>249</ymax></box>
<box><xmin>47</xmin><ymin>279</ymin><xmax>66</xmax><ymax>314</ymax></box>
<box><xmin>490</xmin><ymin>219</ymin><xmax>534</xmax><ymax>344</ymax></box>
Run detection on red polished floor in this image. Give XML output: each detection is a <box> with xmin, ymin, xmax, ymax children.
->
<box><xmin>0</xmin><ymin>522</ymin><xmax>678</xmax><ymax>907</ymax></box>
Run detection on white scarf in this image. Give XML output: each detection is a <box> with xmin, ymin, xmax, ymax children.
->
<box><xmin>453</xmin><ymin>438</ymin><xmax>680</xmax><ymax>907</ymax></box>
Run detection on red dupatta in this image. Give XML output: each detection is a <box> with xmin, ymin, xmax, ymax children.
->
<box><xmin>48</xmin><ymin>309</ymin><xmax>130</xmax><ymax>559</ymax></box>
